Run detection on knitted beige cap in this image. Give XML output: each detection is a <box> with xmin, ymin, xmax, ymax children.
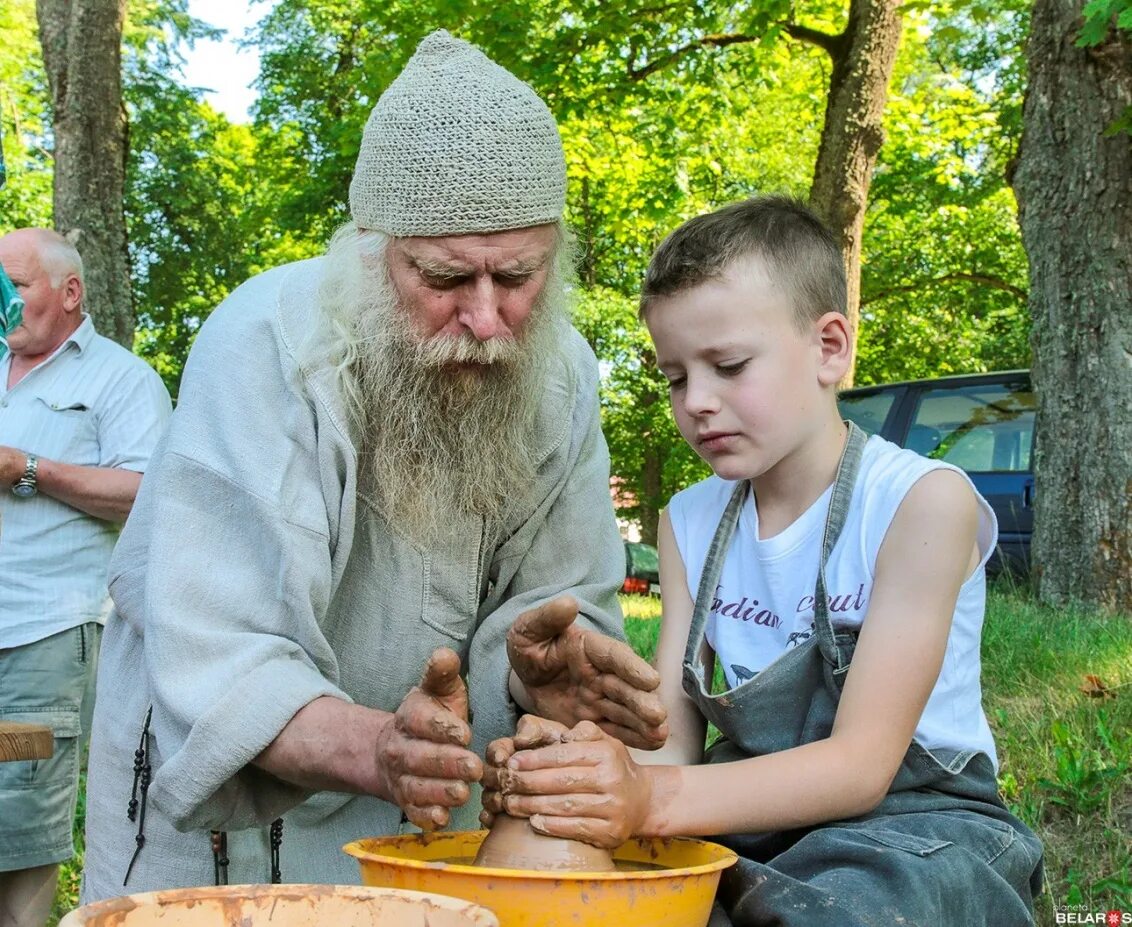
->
<box><xmin>349</xmin><ymin>30</ymin><xmax>566</xmax><ymax>237</ymax></box>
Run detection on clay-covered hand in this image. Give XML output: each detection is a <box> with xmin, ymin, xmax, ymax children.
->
<box><xmin>507</xmin><ymin>596</ymin><xmax>668</xmax><ymax>750</ymax></box>
<box><xmin>489</xmin><ymin>718</ymin><xmax>652</xmax><ymax>848</ymax></box>
<box><xmin>480</xmin><ymin>715</ymin><xmax>570</xmax><ymax>829</ymax></box>
<box><xmin>376</xmin><ymin>647</ymin><xmax>484</xmax><ymax>831</ymax></box>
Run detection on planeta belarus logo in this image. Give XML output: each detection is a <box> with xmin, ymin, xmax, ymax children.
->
<box><xmin>1053</xmin><ymin>909</ymin><xmax>1128</xmax><ymax>925</ymax></box>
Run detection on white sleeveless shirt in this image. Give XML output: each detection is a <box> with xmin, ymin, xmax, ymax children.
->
<box><xmin>668</xmin><ymin>435</ymin><xmax>1000</xmax><ymax>767</ymax></box>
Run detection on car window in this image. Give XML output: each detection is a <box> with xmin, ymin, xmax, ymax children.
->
<box><xmin>908</xmin><ymin>381</ymin><xmax>1035</xmax><ymax>472</ymax></box>
<box><xmin>627</xmin><ymin>542</ymin><xmax>659</xmax><ymax>574</ymax></box>
<box><xmin>838</xmin><ymin>389</ymin><xmax>897</xmax><ymax>436</ymax></box>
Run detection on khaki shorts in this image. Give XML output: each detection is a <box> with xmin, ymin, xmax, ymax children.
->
<box><xmin>0</xmin><ymin>623</ymin><xmax>101</xmax><ymax>871</ymax></box>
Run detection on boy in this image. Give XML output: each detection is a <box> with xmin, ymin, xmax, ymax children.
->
<box><xmin>482</xmin><ymin>196</ymin><xmax>1044</xmax><ymax>926</ymax></box>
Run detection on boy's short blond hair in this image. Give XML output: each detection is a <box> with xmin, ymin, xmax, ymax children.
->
<box><xmin>639</xmin><ymin>195</ymin><xmax>846</xmax><ymax>329</ymax></box>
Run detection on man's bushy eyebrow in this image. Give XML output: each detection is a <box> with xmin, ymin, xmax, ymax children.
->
<box><xmin>496</xmin><ymin>256</ymin><xmax>548</xmax><ymax>276</ymax></box>
<box><xmin>410</xmin><ymin>256</ymin><xmax>471</xmax><ymax>278</ymax></box>
<box><xmin>410</xmin><ymin>253</ymin><xmax>550</xmax><ymax>278</ymax></box>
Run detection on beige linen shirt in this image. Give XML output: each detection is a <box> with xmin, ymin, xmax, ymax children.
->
<box><xmin>81</xmin><ymin>258</ymin><xmax>626</xmax><ymax>897</ymax></box>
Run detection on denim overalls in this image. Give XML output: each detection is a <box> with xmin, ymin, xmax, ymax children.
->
<box><xmin>689</xmin><ymin>424</ymin><xmax>1044</xmax><ymax>927</ymax></box>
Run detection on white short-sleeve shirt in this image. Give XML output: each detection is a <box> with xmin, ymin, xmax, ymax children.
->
<box><xmin>668</xmin><ymin>435</ymin><xmax>1000</xmax><ymax>767</ymax></box>
<box><xmin>0</xmin><ymin>315</ymin><xmax>172</xmax><ymax>648</ymax></box>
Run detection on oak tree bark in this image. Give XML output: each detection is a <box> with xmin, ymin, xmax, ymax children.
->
<box><xmin>1014</xmin><ymin>0</ymin><xmax>1132</xmax><ymax>611</ymax></box>
<box><xmin>803</xmin><ymin>0</ymin><xmax>902</xmax><ymax>387</ymax></box>
<box><xmin>36</xmin><ymin>0</ymin><xmax>133</xmax><ymax>347</ymax></box>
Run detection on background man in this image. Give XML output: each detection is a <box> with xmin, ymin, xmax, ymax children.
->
<box><xmin>81</xmin><ymin>30</ymin><xmax>665</xmax><ymax>899</ymax></box>
<box><xmin>0</xmin><ymin>228</ymin><xmax>172</xmax><ymax>927</ymax></box>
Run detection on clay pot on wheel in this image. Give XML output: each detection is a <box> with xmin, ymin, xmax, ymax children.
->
<box><xmin>473</xmin><ymin>813</ymin><xmax>615</xmax><ymax>872</ymax></box>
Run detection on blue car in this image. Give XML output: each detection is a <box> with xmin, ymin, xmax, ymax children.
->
<box><xmin>838</xmin><ymin>370</ymin><xmax>1034</xmax><ymax>575</ymax></box>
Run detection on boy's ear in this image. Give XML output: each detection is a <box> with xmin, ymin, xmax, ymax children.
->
<box><xmin>814</xmin><ymin>311</ymin><xmax>853</xmax><ymax>387</ymax></box>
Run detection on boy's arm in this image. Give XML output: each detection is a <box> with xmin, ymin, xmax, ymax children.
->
<box><xmin>642</xmin><ymin>467</ymin><xmax>980</xmax><ymax>837</ymax></box>
<box><xmin>630</xmin><ymin>509</ymin><xmax>707</xmax><ymax>767</ymax></box>
<box><xmin>499</xmin><ymin>470</ymin><xmax>981</xmax><ymax>845</ymax></box>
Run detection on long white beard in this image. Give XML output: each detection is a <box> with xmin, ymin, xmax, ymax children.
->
<box><xmin>312</xmin><ymin>224</ymin><xmax>568</xmax><ymax>548</ymax></box>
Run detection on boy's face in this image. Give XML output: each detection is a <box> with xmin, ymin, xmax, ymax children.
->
<box><xmin>647</xmin><ymin>255</ymin><xmax>844</xmax><ymax>484</ymax></box>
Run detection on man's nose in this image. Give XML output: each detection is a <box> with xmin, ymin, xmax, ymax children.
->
<box><xmin>457</xmin><ymin>276</ymin><xmax>508</xmax><ymax>341</ymax></box>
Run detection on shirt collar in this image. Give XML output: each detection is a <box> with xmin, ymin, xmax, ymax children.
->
<box><xmin>65</xmin><ymin>314</ymin><xmax>95</xmax><ymax>354</ymax></box>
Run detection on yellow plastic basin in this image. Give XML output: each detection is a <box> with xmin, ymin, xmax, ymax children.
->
<box><xmin>59</xmin><ymin>883</ymin><xmax>499</xmax><ymax>927</ymax></box>
<box><xmin>344</xmin><ymin>832</ymin><xmax>737</xmax><ymax>927</ymax></box>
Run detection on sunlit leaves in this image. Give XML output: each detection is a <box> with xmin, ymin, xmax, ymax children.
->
<box><xmin>0</xmin><ymin>0</ymin><xmax>52</xmax><ymax>228</ymax></box>
<box><xmin>1077</xmin><ymin>0</ymin><xmax>1132</xmax><ymax>46</ymax></box>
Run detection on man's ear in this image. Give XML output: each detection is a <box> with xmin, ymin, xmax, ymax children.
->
<box><xmin>61</xmin><ymin>273</ymin><xmax>83</xmax><ymax>315</ymax></box>
<box><xmin>814</xmin><ymin>311</ymin><xmax>853</xmax><ymax>387</ymax></box>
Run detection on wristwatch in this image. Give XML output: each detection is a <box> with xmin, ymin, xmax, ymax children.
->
<box><xmin>11</xmin><ymin>454</ymin><xmax>38</xmax><ymax>498</ymax></box>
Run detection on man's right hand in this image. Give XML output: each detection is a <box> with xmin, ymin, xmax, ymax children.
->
<box><xmin>376</xmin><ymin>647</ymin><xmax>484</xmax><ymax>830</ymax></box>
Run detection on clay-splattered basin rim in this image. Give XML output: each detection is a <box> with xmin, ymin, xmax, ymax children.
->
<box><xmin>58</xmin><ymin>882</ymin><xmax>500</xmax><ymax>926</ymax></box>
<box><xmin>344</xmin><ymin>832</ymin><xmax>738</xmax><ymax>880</ymax></box>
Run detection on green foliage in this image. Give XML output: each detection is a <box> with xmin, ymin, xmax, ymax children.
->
<box><xmin>857</xmin><ymin>6</ymin><xmax>1031</xmax><ymax>386</ymax></box>
<box><xmin>3</xmin><ymin>0</ymin><xmax>1040</xmax><ymax>514</ymax></box>
<box><xmin>573</xmin><ymin>286</ymin><xmax>710</xmax><ymax>533</ymax></box>
<box><xmin>1077</xmin><ymin>0</ymin><xmax>1132</xmax><ymax>138</ymax></box>
<box><xmin>1078</xmin><ymin>0</ymin><xmax>1132</xmax><ymax>46</ymax></box>
<box><xmin>0</xmin><ymin>0</ymin><xmax>53</xmax><ymax>227</ymax></box>
<box><xmin>119</xmin><ymin>0</ymin><xmax>322</xmax><ymax>396</ymax></box>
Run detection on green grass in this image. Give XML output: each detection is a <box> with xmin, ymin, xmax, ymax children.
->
<box><xmin>53</xmin><ymin>588</ymin><xmax>1130</xmax><ymax>926</ymax></box>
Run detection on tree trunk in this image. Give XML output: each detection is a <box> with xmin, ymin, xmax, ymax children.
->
<box><xmin>807</xmin><ymin>0</ymin><xmax>902</xmax><ymax>387</ymax></box>
<box><xmin>640</xmin><ymin>443</ymin><xmax>662</xmax><ymax>547</ymax></box>
<box><xmin>1014</xmin><ymin>1</ymin><xmax>1132</xmax><ymax>611</ymax></box>
<box><xmin>36</xmin><ymin>0</ymin><xmax>133</xmax><ymax>348</ymax></box>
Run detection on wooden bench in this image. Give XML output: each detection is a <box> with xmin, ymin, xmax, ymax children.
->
<box><xmin>0</xmin><ymin>721</ymin><xmax>54</xmax><ymax>762</ymax></box>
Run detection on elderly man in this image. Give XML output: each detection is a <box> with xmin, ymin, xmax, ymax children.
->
<box><xmin>81</xmin><ymin>30</ymin><xmax>665</xmax><ymax>899</ymax></box>
<box><xmin>0</xmin><ymin>229</ymin><xmax>171</xmax><ymax>927</ymax></box>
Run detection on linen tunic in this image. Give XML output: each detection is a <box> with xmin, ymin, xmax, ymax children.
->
<box><xmin>81</xmin><ymin>258</ymin><xmax>626</xmax><ymax>898</ymax></box>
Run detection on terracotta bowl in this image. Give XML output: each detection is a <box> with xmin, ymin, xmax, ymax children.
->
<box><xmin>58</xmin><ymin>883</ymin><xmax>499</xmax><ymax>927</ymax></box>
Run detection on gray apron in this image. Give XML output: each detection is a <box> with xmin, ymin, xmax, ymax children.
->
<box><xmin>686</xmin><ymin>424</ymin><xmax>1043</xmax><ymax>927</ymax></box>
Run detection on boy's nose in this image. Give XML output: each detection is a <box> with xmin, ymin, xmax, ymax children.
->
<box><xmin>683</xmin><ymin>379</ymin><xmax>721</xmax><ymax>417</ymax></box>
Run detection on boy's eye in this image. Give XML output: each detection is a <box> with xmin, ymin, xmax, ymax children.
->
<box><xmin>665</xmin><ymin>376</ymin><xmax>686</xmax><ymax>391</ymax></box>
<box><xmin>717</xmin><ymin>360</ymin><xmax>748</xmax><ymax>377</ymax></box>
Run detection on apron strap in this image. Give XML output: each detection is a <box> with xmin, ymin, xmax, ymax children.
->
<box><xmin>811</xmin><ymin>422</ymin><xmax>868</xmax><ymax>662</ymax></box>
<box><xmin>684</xmin><ymin>422</ymin><xmax>869</xmax><ymax>688</ymax></box>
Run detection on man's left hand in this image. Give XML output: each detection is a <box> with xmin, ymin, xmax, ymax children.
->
<box><xmin>507</xmin><ymin>596</ymin><xmax>668</xmax><ymax>750</ymax></box>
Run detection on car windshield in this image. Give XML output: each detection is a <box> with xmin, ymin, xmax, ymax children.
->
<box><xmin>909</xmin><ymin>381</ymin><xmax>1035</xmax><ymax>472</ymax></box>
<box><xmin>628</xmin><ymin>542</ymin><xmax>659</xmax><ymax>574</ymax></box>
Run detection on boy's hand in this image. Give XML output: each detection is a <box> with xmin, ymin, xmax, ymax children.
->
<box><xmin>480</xmin><ymin>714</ymin><xmax>568</xmax><ymax>828</ymax></box>
<box><xmin>376</xmin><ymin>647</ymin><xmax>484</xmax><ymax>831</ymax></box>
<box><xmin>507</xmin><ymin>596</ymin><xmax>669</xmax><ymax>750</ymax></box>
<box><xmin>484</xmin><ymin>716</ymin><xmax>653</xmax><ymax>848</ymax></box>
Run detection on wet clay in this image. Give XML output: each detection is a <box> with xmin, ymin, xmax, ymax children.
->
<box><xmin>473</xmin><ymin>813</ymin><xmax>615</xmax><ymax>872</ymax></box>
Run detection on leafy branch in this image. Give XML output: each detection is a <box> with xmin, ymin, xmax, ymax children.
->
<box><xmin>626</xmin><ymin>19</ymin><xmax>844</xmax><ymax>81</ymax></box>
<box><xmin>862</xmin><ymin>272</ymin><xmax>1028</xmax><ymax>306</ymax></box>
